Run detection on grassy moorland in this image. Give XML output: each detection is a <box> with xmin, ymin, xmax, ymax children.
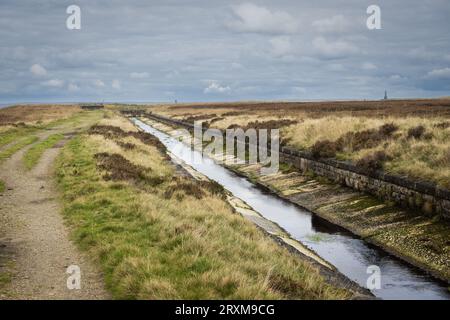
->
<box><xmin>55</xmin><ymin>113</ymin><xmax>351</xmax><ymax>299</ymax></box>
<box><xmin>0</xmin><ymin>104</ymin><xmax>81</xmax><ymax>128</ymax></box>
<box><xmin>283</xmin><ymin>117</ymin><xmax>450</xmax><ymax>188</ymax></box>
<box><xmin>148</xmin><ymin>99</ymin><xmax>450</xmax><ymax>188</ymax></box>
<box><xmin>0</xmin><ymin>105</ymin><xmax>103</xmax><ymax>167</ymax></box>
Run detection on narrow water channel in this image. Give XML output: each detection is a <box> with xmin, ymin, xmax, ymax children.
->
<box><xmin>133</xmin><ymin>118</ymin><xmax>449</xmax><ymax>300</ymax></box>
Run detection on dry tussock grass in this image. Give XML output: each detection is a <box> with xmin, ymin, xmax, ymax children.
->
<box><xmin>139</xmin><ymin>100</ymin><xmax>450</xmax><ymax>186</ymax></box>
<box><xmin>331</xmin><ymin>118</ymin><xmax>450</xmax><ymax>186</ymax></box>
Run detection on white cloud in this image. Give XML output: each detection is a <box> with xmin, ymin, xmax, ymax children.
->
<box><xmin>228</xmin><ymin>3</ymin><xmax>298</xmax><ymax>34</ymax></box>
<box><xmin>30</xmin><ymin>64</ymin><xmax>47</xmax><ymax>76</ymax></box>
<box><xmin>312</xmin><ymin>15</ymin><xmax>350</xmax><ymax>33</ymax></box>
<box><xmin>389</xmin><ymin>74</ymin><xmax>407</xmax><ymax>81</ymax></box>
<box><xmin>425</xmin><ymin>67</ymin><xmax>450</xmax><ymax>79</ymax></box>
<box><xmin>312</xmin><ymin>37</ymin><xmax>360</xmax><ymax>58</ymax></box>
<box><xmin>42</xmin><ymin>79</ymin><xmax>64</xmax><ymax>87</ymax></box>
<box><xmin>130</xmin><ymin>72</ymin><xmax>149</xmax><ymax>79</ymax></box>
<box><xmin>269</xmin><ymin>36</ymin><xmax>292</xmax><ymax>56</ymax></box>
<box><xmin>291</xmin><ymin>86</ymin><xmax>306</xmax><ymax>94</ymax></box>
<box><xmin>112</xmin><ymin>79</ymin><xmax>121</xmax><ymax>89</ymax></box>
<box><xmin>94</xmin><ymin>79</ymin><xmax>105</xmax><ymax>88</ymax></box>
<box><xmin>67</xmin><ymin>83</ymin><xmax>80</xmax><ymax>92</ymax></box>
<box><xmin>362</xmin><ymin>62</ymin><xmax>377</xmax><ymax>70</ymax></box>
<box><xmin>204</xmin><ymin>81</ymin><xmax>231</xmax><ymax>94</ymax></box>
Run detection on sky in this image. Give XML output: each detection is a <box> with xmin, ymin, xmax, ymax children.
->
<box><xmin>0</xmin><ymin>0</ymin><xmax>449</xmax><ymax>103</ymax></box>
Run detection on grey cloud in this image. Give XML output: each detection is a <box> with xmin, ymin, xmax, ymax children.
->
<box><xmin>130</xmin><ymin>72</ymin><xmax>149</xmax><ymax>79</ymax></box>
<box><xmin>0</xmin><ymin>0</ymin><xmax>449</xmax><ymax>103</ymax></box>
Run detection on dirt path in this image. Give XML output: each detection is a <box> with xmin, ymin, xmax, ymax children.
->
<box><xmin>0</xmin><ymin>137</ymin><xmax>109</xmax><ymax>300</ymax></box>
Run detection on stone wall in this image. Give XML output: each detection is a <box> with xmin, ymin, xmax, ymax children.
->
<box><xmin>144</xmin><ymin>112</ymin><xmax>450</xmax><ymax>220</ymax></box>
<box><xmin>280</xmin><ymin>147</ymin><xmax>450</xmax><ymax>220</ymax></box>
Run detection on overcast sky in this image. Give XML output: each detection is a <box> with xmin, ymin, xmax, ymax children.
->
<box><xmin>0</xmin><ymin>0</ymin><xmax>449</xmax><ymax>103</ymax></box>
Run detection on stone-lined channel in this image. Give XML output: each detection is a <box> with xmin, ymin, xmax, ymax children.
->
<box><xmin>133</xmin><ymin>118</ymin><xmax>449</xmax><ymax>300</ymax></box>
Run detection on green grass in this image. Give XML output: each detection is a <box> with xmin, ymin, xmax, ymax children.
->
<box><xmin>0</xmin><ymin>110</ymin><xmax>102</xmax><ymax>145</ymax></box>
<box><xmin>0</xmin><ymin>109</ymin><xmax>104</xmax><ymax>167</ymax></box>
<box><xmin>43</xmin><ymin>111</ymin><xmax>99</xmax><ymax>129</ymax></box>
<box><xmin>0</xmin><ymin>272</ymin><xmax>12</xmax><ymax>289</ymax></box>
<box><xmin>0</xmin><ymin>179</ymin><xmax>5</xmax><ymax>193</ymax></box>
<box><xmin>344</xmin><ymin>196</ymin><xmax>382</xmax><ymax>212</ymax></box>
<box><xmin>0</xmin><ymin>127</ymin><xmax>37</xmax><ymax>149</ymax></box>
<box><xmin>0</xmin><ymin>135</ymin><xmax>38</xmax><ymax>163</ymax></box>
<box><xmin>0</xmin><ymin>130</ymin><xmax>22</xmax><ymax>148</ymax></box>
<box><xmin>55</xmin><ymin>129</ymin><xmax>350</xmax><ymax>300</ymax></box>
<box><xmin>23</xmin><ymin>134</ymin><xmax>64</xmax><ymax>169</ymax></box>
<box><xmin>279</xmin><ymin>162</ymin><xmax>296</xmax><ymax>174</ymax></box>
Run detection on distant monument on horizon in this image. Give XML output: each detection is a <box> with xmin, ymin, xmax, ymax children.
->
<box><xmin>384</xmin><ymin>90</ymin><xmax>388</xmax><ymax>100</ymax></box>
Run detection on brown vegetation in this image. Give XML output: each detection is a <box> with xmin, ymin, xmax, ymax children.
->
<box><xmin>0</xmin><ymin>104</ymin><xmax>81</xmax><ymax>126</ymax></box>
<box><xmin>311</xmin><ymin>140</ymin><xmax>338</xmax><ymax>159</ymax></box>
<box><xmin>88</xmin><ymin>125</ymin><xmax>166</xmax><ymax>153</ymax></box>
<box><xmin>434</xmin><ymin>121</ymin><xmax>450</xmax><ymax>129</ymax></box>
<box><xmin>94</xmin><ymin>152</ymin><xmax>164</xmax><ymax>187</ymax></box>
<box><xmin>407</xmin><ymin>125</ymin><xmax>433</xmax><ymax>140</ymax></box>
<box><xmin>312</xmin><ymin>123</ymin><xmax>398</xmax><ymax>159</ymax></box>
<box><xmin>163</xmin><ymin>177</ymin><xmax>225</xmax><ymax>200</ymax></box>
<box><xmin>228</xmin><ymin>119</ymin><xmax>298</xmax><ymax>131</ymax></box>
<box><xmin>356</xmin><ymin>151</ymin><xmax>392</xmax><ymax>172</ymax></box>
<box><xmin>116</xmin><ymin>141</ymin><xmax>136</xmax><ymax>150</ymax></box>
<box><xmin>182</xmin><ymin>114</ymin><xmax>218</xmax><ymax>123</ymax></box>
<box><xmin>151</xmin><ymin>99</ymin><xmax>450</xmax><ymax>119</ymax></box>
